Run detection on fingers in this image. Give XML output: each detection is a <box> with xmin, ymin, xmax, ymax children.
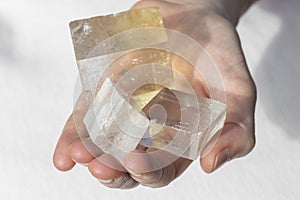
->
<box><xmin>53</xmin><ymin>115</ymin><xmax>78</xmax><ymax>171</ymax></box>
<box><xmin>99</xmin><ymin>175</ymin><xmax>139</xmax><ymax>190</ymax></box>
<box><xmin>69</xmin><ymin>137</ymin><xmax>102</xmax><ymax>165</ymax></box>
<box><xmin>53</xmin><ymin>92</ymin><xmax>91</xmax><ymax>171</ymax></box>
<box><xmin>124</xmin><ymin>149</ymin><xmax>192</xmax><ymax>188</ymax></box>
<box><xmin>55</xmin><ymin>124</ymin><xmax>138</xmax><ymax>190</ymax></box>
<box><xmin>88</xmin><ymin>154</ymin><xmax>139</xmax><ymax>189</ymax></box>
<box><xmin>200</xmin><ymin>122</ymin><xmax>255</xmax><ymax>173</ymax></box>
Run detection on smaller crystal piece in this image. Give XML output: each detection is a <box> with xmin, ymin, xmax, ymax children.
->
<box><xmin>84</xmin><ymin>78</ymin><xmax>149</xmax><ymax>161</ymax></box>
<box><xmin>141</xmin><ymin>88</ymin><xmax>227</xmax><ymax>160</ymax></box>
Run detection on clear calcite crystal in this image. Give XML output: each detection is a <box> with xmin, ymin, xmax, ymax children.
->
<box><xmin>83</xmin><ymin>78</ymin><xmax>149</xmax><ymax>161</ymax></box>
<box><xmin>70</xmin><ymin>7</ymin><xmax>167</xmax><ymax>60</ymax></box>
<box><xmin>140</xmin><ymin>88</ymin><xmax>227</xmax><ymax>160</ymax></box>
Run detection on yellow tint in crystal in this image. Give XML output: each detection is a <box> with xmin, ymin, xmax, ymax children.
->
<box><xmin>70</xmin><ymin>7</ymin><xmax>167</xmax><ymax>60</ymax></box>
<box><xmin>130</xmin><ymin>86</ymin><xmax>163</xmax><ymax>111</ymax></box>
<box><xmin>109</xmin><ymin>48</ymin><xmax>173</xmax><ymax>110</ymax></box>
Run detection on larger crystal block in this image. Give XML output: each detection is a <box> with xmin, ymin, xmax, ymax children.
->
<box><xmin>83</xmin><ymin>78</ymin><xmax>149</xmax><ymax>161</ymax></box>
<box><xmin>70</xmin><ymin>7</ymin><xmax>171</xmax><ymax>93</ymax></box>
<box><xmin>140</xmin><ymin>88</ymin><xmax>227</xmax><ymax>160</ymax></box>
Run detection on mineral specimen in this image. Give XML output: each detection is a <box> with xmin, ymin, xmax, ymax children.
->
<box><xmin>140</xmin><ymin>88</ymin><xmax>227</xmax><ymax>160</ymax></box>
<box><xmin>69</xmin><ymin>7</ymin><xmax>170</xmax><ymax>93</ymax></box>
<box><xmin>83</xmin><ymin>78</ymin><xmax>149</xmax><ymax>161</ymax></box>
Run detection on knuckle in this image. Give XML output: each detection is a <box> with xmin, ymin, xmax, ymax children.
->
<box><xmin>144</xmin><ymin>165</ymin><xmax>176</xmax><ymax>188</ymax></box>
<box><xmin>102</xmin><ymin>175</ymin><xmax>138</xmax><ymax>189</ymax></box>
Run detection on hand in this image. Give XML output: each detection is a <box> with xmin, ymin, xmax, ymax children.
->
<box><xmin>53</xmin><ymin>0</ymin><xmax>256</xmax><ymax>189</ymax></box>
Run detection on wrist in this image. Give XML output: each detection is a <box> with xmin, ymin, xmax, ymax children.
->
<box><xmin>209</xmin><ymin>0</ymin><xmax>257</xmax><ymax>26</ymax></box>
<box><xmin>137</xmin><ymin>0</ymin><xmax>256</xmax><ymax>26</ymax></box>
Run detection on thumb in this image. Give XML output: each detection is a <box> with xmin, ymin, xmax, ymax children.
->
<box><xmin>200</xmin><ymin>122</ymin><xmax>255</xmax><ymax>173</ymax></box>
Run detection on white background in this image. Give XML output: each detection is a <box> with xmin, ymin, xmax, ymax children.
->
<box><xmin>0</xmin><ymin>0</ymin><xmax>299</xmax><ymax>199</ymax></box>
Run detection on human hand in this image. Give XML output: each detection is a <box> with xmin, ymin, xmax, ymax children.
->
<box><xmin>53</xmin><ymin>0</ymin><xmax>257</xmax><ymax>189</ymax></box>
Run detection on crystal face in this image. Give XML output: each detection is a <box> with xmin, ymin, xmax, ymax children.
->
<box><xmin>140</xmin><ymin>88</ymin><xmax>227</xmax><ymax>160</ymax></box>
<box><xmin>83</xmin><ymin>78</ymin><xmax>150</xmax><ymax>161</ymax></box>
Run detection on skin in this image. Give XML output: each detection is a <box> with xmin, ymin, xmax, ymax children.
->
<box><xmin>53</xmin><ymin>0</ymin><xmax>257</xmax><ymax>189</ymax></box>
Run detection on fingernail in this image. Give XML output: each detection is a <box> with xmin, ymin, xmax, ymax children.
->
<box><xmin>98</xmin><ymin>178</ymin><xmax>113</xmax><ymax>184</ymax></box>
<box><xmin>131</xmin><ymin>173</ymin><xmax>142</xmax><ymax>177</ymax></box>
<box><xmin>127</xmin><ymin>169</ymin><xmax>143</xmax><ymax>177</ymax></box>
<box><xmin>213</xmin><ymin>148</ymin><xmax>230</xmax><ymax>172</ymax></box>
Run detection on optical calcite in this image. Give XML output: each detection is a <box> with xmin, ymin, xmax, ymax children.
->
<box><xmin>83</xmin><ymin>78</ymin><xmax>149</xmax><ymax>161</ymax></box>
<box><xmin>70</xmin><ymin>7</ymin><xmax>170</xmax><ymax>92</ymax></box>
<box><xmin>140</xmin><ymin>88</ymin><xmax>227</xmax><ymax>160</ymax></box>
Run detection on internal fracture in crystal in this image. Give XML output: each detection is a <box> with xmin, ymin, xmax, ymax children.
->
<box><xmin>84</xmin><ymin>78</ymin><xmax>149</xmax><ymax>161</ymax></box>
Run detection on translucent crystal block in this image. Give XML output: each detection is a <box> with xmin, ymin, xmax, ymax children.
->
<box><xmin>140</xmin><ymin>88</ymin><xmax>227</xmax><ymax>160</ymax></box>
<box><xmin>70</xmin><ymin>7</ymin><xmax>167</xmax><ymax>60</ymax></box>
<box><xmin>83</xmin><ymin>78</ymin><xmax>149</xmax><ymax>162</ymax></box>
<box><xmin>70</xmin><ymin>7</ymin><xmax>170</xmax><ymax>92</ymax></box>
<box><xmin>109</xmin><ymin>48</ymin><xmax>173</xmax><ymax>110</ymax></box>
